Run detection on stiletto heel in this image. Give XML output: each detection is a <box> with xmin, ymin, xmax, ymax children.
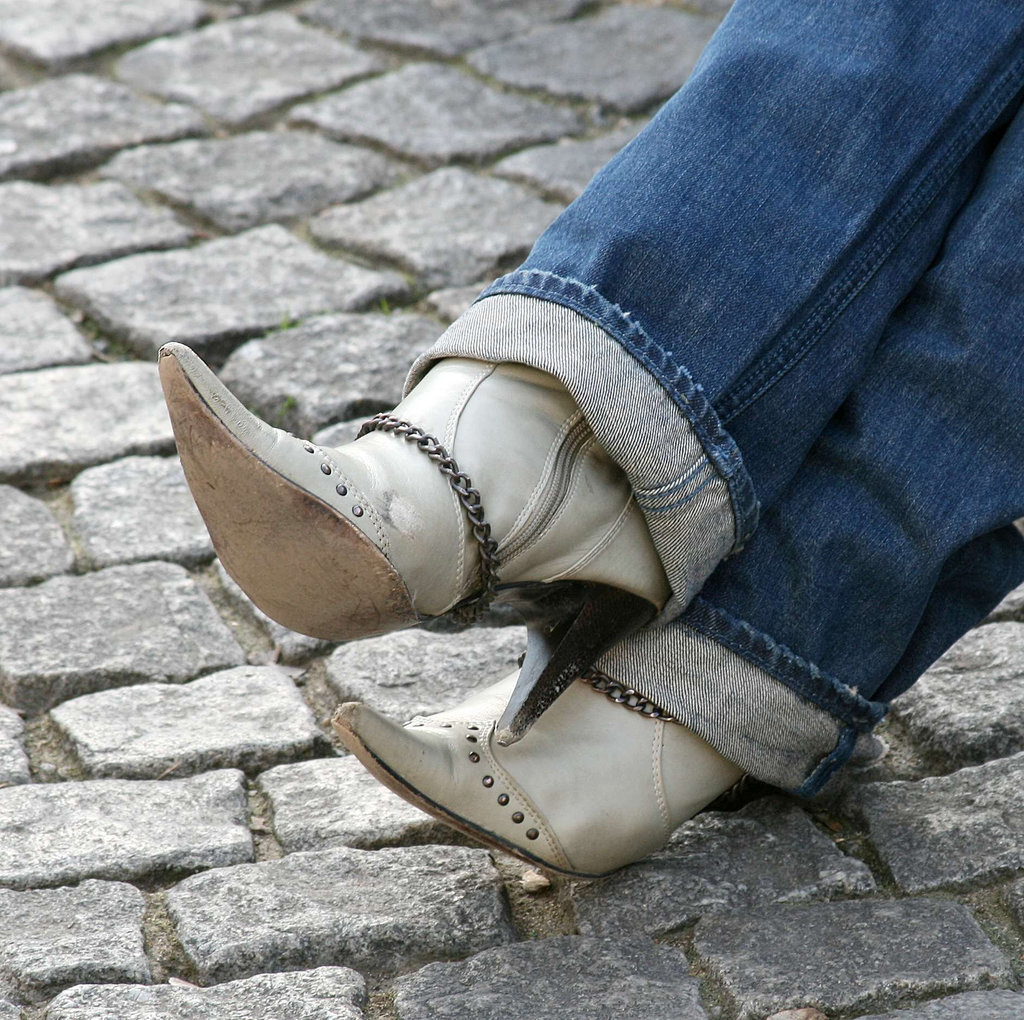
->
<box><xmin>493</xmin><ymin>582</ymin><xmax>656</xmax><ymax>745</ymax></box>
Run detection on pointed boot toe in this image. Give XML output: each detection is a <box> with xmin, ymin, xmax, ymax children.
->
<box><xmin>333</xmin><ymin>674</ymin><xmax>744</xmax><ymax>878</ymax></box>
<box><xmin>161</xmin><ymin>342</ymin><xmax>671</xmax><ymax>714</ymax></box>
<box><xmin>159</xmin><ymin>342</ymin><xmax>415</xmax><ymax>640</ymax></box>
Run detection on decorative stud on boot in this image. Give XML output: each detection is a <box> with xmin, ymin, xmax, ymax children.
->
<box><xmin>332</xmin><ymin>671</ymin><xmax>744</xmax><ymax>877</ymax></box>
<box><xmin>159</xmin><ymin>343</ymin><xmax>670</xmax><ymax>736</ymax></box>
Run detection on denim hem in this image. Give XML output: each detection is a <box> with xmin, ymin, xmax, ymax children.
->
<box><xmin>478</xmin><ymin>270</ymin><xmax>760</xmax><ymax>550</ymax></box>
<box><xmin>596</xmin><ymin>610</ymin><xmax>886</xmax><ymax>795</ymax></box>
<box><xmin>407</xmin><ymin>292</ymin><xmax>747</xmax><ymax>614</ymax></box>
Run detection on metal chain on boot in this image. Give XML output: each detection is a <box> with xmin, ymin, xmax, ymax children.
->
<box><xmin>580</xmin><ymin>669</ymin><xmax>677</xmax><ymax>722</ymax></box>
<box><xmin>358</xmin><ymin>413</ymin><xmax>500</xmax><ymax>622</ymax></box>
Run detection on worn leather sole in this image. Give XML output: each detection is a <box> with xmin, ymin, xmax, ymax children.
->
<box><xmin>332</xmin><ymin>702</ymin><xmax>607</xmax><ymax>879</ymax></box>
<box><xmin>159</xmin><ymin>347</ymin><xmax>415</xmax><ymax>641</ymax></box>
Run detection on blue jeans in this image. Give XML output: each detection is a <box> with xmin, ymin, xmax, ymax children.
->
<box><xmin>413</xmin><ymin>0</ymin><xmax>1024</xmax><ymax>793</ymax></box>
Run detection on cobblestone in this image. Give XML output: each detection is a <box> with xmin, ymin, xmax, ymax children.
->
<box><xmin>894</xmin><ymin>622</ymin><xmax>1024</xmax><ymax>768</ymax></box>
<box><xmin>0</xmin><ymin>0</ymin><xmax>206</xmax><ymax>68</ymax></box>
<box><xmin>46</xmin><ymin>968</ymin><xmax>366</xmax><ymax>1020</ymax></box>
<box><xmin>0</xmin><ymin>182</ymin><xmax>190</xmax><ymax>286</ymax></box>
<box><xmin>302</xmin><ymin>0</ymin><xmax>587</xmax><ymax>57</ymax></box>
<box><xmin>51</xmin><ymin>666</ymin><xmax>326</xmax><ymax>780</ymax></box>
<box><xmin>55</xmin><ymin>225</ymin><xmax>408</xmax><ymax>358</ymax></box>
<box><xmin>0</xmin><ymin>770</ymin><xmax>251</xmax><ymax>889</ymax></box>
<box><xmin>0</xmin><ymin>76</ymin><xmax>204</xmax><ymax>182</ymax></box>
<box><xmin>424</xmin><ymin>284</ymin><xmax>486</xmax><ymax>323</ymax></box>
<box><xmin>68</xmin><ymin>456</ymin><xmax>212</xmax><ymax>570</ymax></box>
<box><xmin>312</xmin><ymin>420</ymin><xmax>365</xmax><ymax>449</ymax></box>
<box><xmin>494</xmin><ymin>122</ymin><xmax>644</xmax><ymax>202</ymax></box>
<box><xmin>0</xmin><ymin>486</ymin><xmax>73</xmax><ymax>587</ymax></box>
<box><xmin>0</xmin><ymin>707</ymin><xmax>29</xmax><ymax>787</ymax></box>
<box><xmin>846</xmin><ymin>753</ymin><xmax>1024</xmax><ymax>893</ymax></box>
<box><xmin>214</xmin><ymin>561</ymin><xmax>333</xmax><ymax>664</ymax></box>
<box><xmin>1006</xmin><ymin>878</ymin><xmax>1024</xmax><ymax>928</ymax></box>
<box><xmin>166</xmin><ymin>846</ymin><xmax>514</xmax><ymax>982</ymax></box>
<box><xmin>392</xmin><ymin>937</ymin><xmax>706</xmax><ymax>1020</ymax></box>
<box><xmin>856</xmin><ymin>990</ymin><xmax>1024</xmax><ymax>1020</ymax></box>
<box><xmin>693</xmin><ymin>898</ymin><xmax>1013</xmax><ymax>1020</ymax></box>
<box><xmin>0</xmin><ymin>363</ymin><xmax>173</xmax><ymax>485</ymax></box>
<box><xmin>324</xmin><ymin>626</ymin><xmax>525</xmax><ymax>721</ymax></box>
<box><xmin>102</xmin><ymin>131</ymin><xmax>399</xmax><ymax>233</ymax></box>
<box><xmin>291</xmin><ymin>63</ymin><xmax>583</xmax><ymax>167</ymax></box>
<box><xmin>117</xmin><ymin>14</ymin><xmax>381</xmax><ymax>127</ymax></box>
<box><xmin>0</xmin><ymin>288</ymin><xmax>91</xmax><ymax>374</ymax></box>
<box><xmin>311</xmin><ymin>168</ymin><xmax>561</xmax><ymax>288</ymax></box>
<box><xmin>468</xmin><ymin>7</ymin><xmax>718</xmax><ymax>113</ymax></box>
<box><xmin>257</xmin><ymin>755</ymin><xmax>453</xmax><ymax>851</ymax></box>
<box><xmin>0</xmin><ymin>881</ymin><xmax>149</xmax><ymax>1004</ymax></box>
<box><xmin>0</xmin><ymin>562</ymin><xmax>244</xmax><ymax>713</ymax></box>
<box><xmin>219</xmin><ymin>312</ymin><xmax>441</xmax><ymax>437</ymax></box>
<box><xmin>571</xmin><ymin>798</ymin><xmax>875</xmax><ymax>937</ymax></box>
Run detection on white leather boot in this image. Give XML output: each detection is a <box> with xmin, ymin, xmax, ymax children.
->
<box><xmin>333</xmin><ymin>672</ymin><xmax>744</xmax><ymax>877</ymax></box>
<box><xmin>159</xmin><ymin>343</ymin><xmax>670</xmax><ymax>738</ymax></box>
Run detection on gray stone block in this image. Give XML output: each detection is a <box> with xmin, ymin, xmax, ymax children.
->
<box><xmin>46</xmin><ymin>967</ymin><xmax>365</xmax><ymax>1020</ymax></box>
<box><xmin>846</xmin><ymin>753</ymin><xmax>1024</xmax><ymax>893</ymax></box>
<box><xmin>0</xmin><ymin>1002</ymin><xmax>16</xmax><ymax>1019</ymax></box>
<box><xmin>894</xmin><ymin>622</ymin><xmax>1024</xmax><ymax>768</ymax></box>
<box><xmin>1006</xmin><ymin>878</ymin><xmax>1024</xmax><ymax>929</ymax></box>
<box><xmin>494</xmin><ymin>122</ymin><xmax>644</xmax><ymax>202</ymax></box>
<box><xmin>0</xmin><ymin>770</ymin><xmax>252</xmax><ymax>889</ymax></box>
<box><xmin>290</xmin><ymin>63</ymin><xmax>582</xmax><ymax>167</ymax></box>
<box><xmin>856</xmin><ymin>990</ymin><xmax>1024</xmax><ymax>1020</ymax></box>
<box><xmin>218</xmin><ymin>312</ymin><xmax>441</xmax><ymax>437</ymax></box>
<box><xmin>166</xmin><ymin>845</ymin><xmax>515</xmax><ymax>981</ymax></box>
<box><xmin>55</xmin><ymin>225</ymin><xmax>408</xmax><ymax>358</ymax></box>
<box><xmin>0</xmin><ymin>75</ymin><xmax>205</xmax><ymax>182</ymax></box>
<box><xmin>0</xmin><ymin>561</ymin><xmax>245</xmax><ymax>713</ymax></box>
<box><xmin>693</xmin><ymin>898</ymin><xmax>1012</xmax><ymax>1020</ymax></box>
<box><xmin>302</xmin><ymin>0</ymin><xmax>586</xmax><ymax>57</ymax></box>
<box><xmin>571</xmin><ymin>797</ymin><xmax>876</xmax><ymax>937</ymax></box>
<box><xmin>468</xmin><ymin>6</ymin><xmax>717</xmax><ymax>112</ymax></box>
<box><xmin>311</xmin><ymin>169</ymin><xmax>562</xmax><ymax>288</ymax></box>
<box><xmin>0</xmin><ymin>362</ymin><xmax>173</xmax><ymax>485</ymax></box>
<box><xmin>0</xmin><ymin>707</ymin><xmax>28</xmax><ymax>787</ymax></box>
<box><xmin>68</xmin><ymin>456</ymin><xmax>212</xmax><ymax>570</ymax></box>
<box><xmin>0</xmin><ymin>880</ymin><xmax>149</xmax><ymax>1004</ymax></box>
<box><xmin>102</xmin><ymin>131</ymin><xmax>398</xmax><ymax>233</ymax></box>
<box><xmin>424</xmin><ymin>285</ymin><xmax>486</xmax><ymax>324</ymax></box>
<box><xmin>0</xmin><ymin>486</ymin><xmax>72</xmax><ymax>587</ymax></box>
<box><xmin>117</xmin><ymin>14</ymin><xmax>381</xmax><ymax>126</ymax></box>
<box><xmin>312</xmin><ymin>419</ymin><xmax>365</xmax><ymax>449</ymax></box>
<box><xmin>0</xmin><ymin>0</ymin><xmax>206</xmax><ymax>67</ymax></box>
<box><xmin>393</xmin><ymin>937</ymin><xmax>706</xmax><ymax>1019</ymax></box>
<box><xmin>214</xmin><ymin>559</ymin><xmax>333</xmax><ymax>664</ymax></box>
<box><xmin>0</xmin><ymin>181</ymin><xmax>190</xmax><ymax>286</ymax></box>
<box><xmin>0</xmin><ymin>288</ymin><xmax>91</xmax><ymax>374</ymax></box>
<box><xmin>325</xmin><ymin>626</ymin><xmax>525</xmax><ymax>721</ymax></box>
<box><xmin>257</xmin><ymin>755</ymin><xmax>454</xmax><ymax>851</ymax></box>
<box><xmin>51</xmin><ymin>666</ymin><xmax>326</xmax><ymax>780</ymax></box>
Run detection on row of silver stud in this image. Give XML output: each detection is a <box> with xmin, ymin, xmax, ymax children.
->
<box><xmin>464</xmin><ymin>729</ymin><xmax>539</xmax><ymax>840</ymax></box>
<box><xmin>303</xmin><ymin>442</ymin><xmax>364</xmax><ymax>517</ymax></box>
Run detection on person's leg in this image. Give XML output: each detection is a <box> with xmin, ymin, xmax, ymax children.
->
<box><xmin>604</xmin><ymin>92</ymin><xmax>1024</xmax><ymax>795</ymax></box>
<box><xmin>420</xmin><ymin>0</ymin><xmax>1024</xmax><ymax>616</ymax></box>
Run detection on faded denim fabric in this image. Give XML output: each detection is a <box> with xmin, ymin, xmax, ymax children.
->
<box><xmin>419</xmin><ymin>0</ymin><xmax>1024</xmax><ymax>791</ymax></box>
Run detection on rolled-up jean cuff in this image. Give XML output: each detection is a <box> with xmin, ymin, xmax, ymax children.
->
<box><xmin>407</xmin><ymin>283</ymin><xmax>756</xmax><ymax>616</ymax></box>
<box><xmin>597</xmin><ymin>597</ymin><xmax>889</xmax><ymax>794</ymax></box>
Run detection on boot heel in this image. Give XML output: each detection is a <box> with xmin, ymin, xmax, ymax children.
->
<box><xmin>494</xmin><ymin>582</ymin><xmax>655</xmax><ymax>745</ymax></box>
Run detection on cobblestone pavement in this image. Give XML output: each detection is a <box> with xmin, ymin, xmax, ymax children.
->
<box><xmin>0</xmin><ymin>2</ymin><xmax>1022</xmax><ymax>1019</ymax></box>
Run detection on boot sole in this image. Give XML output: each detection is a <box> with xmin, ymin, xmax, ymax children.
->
<box><xmin>160</xmin><ymin>350</ymin><xmax>416</xmax><ymax>641</ymax></box>
<box><xmin>333</xmin><ymin>705</ymin><xmax>606</xmax><ymax>880</ymax></box>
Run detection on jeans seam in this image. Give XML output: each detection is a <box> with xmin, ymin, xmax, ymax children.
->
<box><xmin>715</xmin><ymin>49</ymin><xmax>1024</xmax><ymax>424</ymax></box>
<box><xmin>681</xmin><ymin>596</ymin><xmax>888</xmax><ymax>731</ymax></box>
<box><xmin>795</xmin><ymin>726</ymin><xmax>860</xmax><ymax>797</ymax></box>
<box><xmin>479</xmin><ymin>270</ymin><xmax>760</xmax><ymax>550</ymax></box>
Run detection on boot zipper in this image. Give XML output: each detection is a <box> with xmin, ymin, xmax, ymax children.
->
<box><xmin>499</xmin><ymin>414</ymin><xmax>594</xmax><ymax>565</ymax></box>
